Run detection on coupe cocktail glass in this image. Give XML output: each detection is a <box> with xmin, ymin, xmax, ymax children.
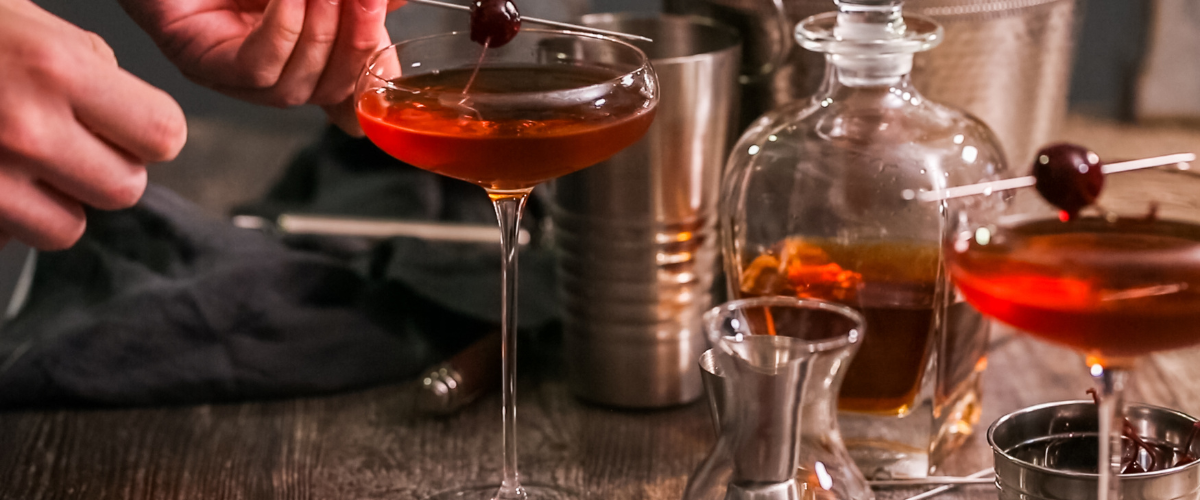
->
<box><xmin>355</xmin><ymin>30</ymin><xmax>658</xmax><ymax>500</ymax></box>
<box><xmin>945</xmin><ymin>163</ymin><xmax>1200</xmax><ymax>500</ymax></box>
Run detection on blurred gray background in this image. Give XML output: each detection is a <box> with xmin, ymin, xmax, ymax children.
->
<box><xmin>31</xmin><ymin>0</ymin><xmax>1151</xmax><ymax>215</ymax></box>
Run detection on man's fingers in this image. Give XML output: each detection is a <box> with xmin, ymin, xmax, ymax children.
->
<box><xmin>309</xmin><ymin>0</ymin><xmax>389</xmax><ymax>106</ymax></box>
<box><xmin>267</xmin><ymin>0</ymin><xmax>345</xmax><ymax>106</ymax></box>
<box><xmin>5</xmin><ymin>117</ymin><xmax>151</xmax><ymax>212</ymax></box>
<box><xmin>72</xmin><ymin>64</ymin><xmax>187</xmax><ymax>164</ymax></box>
<box><xmin>0</xmin><ymin>171</ymin><xmax>86</xmax><ymax>251</ymax></box>
<box><xmin>320</xmin><ymin>19</ymin><xmax>393</xmax><ymax>136</ymax></box>
<box><xmin>235</xmin><ymin>0</ymin><xmax>307</xmax><ymax>88</ymax></box>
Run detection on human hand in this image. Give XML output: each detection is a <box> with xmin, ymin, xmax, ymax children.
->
<box><xmin>0</xmin><ymin>0</ymin><xmax>187</xmax><ymax>250</ymax></box>
<box><xmin>119</xmin><ymin>0</ymin><xmax>403</xmax><ymax>135</ymax></box>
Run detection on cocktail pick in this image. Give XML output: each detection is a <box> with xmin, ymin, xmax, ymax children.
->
<box><xmin>403</xmin><ymin>0</ymin><xmax>654</xmax><ymax>42</ymax></box>
<box><xmin>897</xmin><ymin>468</ymin><xmax>995</xmax><ymax>500</ymax></box>
<box><xmin>917</xmin><ymin>153</ymin><xmax>1195</xmax><ymax>202</ymax></box>
<box><xmin>869</xmin><ymin>474</ymin><xmax>995</xmax><ymax>487</ymax></box>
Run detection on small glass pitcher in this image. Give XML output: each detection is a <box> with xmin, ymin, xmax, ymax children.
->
<box><xmin>684</xmin><ymin>297</ymin><xmax>872</xmax><ymax>500</ymax></box>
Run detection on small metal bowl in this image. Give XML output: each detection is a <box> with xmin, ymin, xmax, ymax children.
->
<box><xmin>989</xmin><ymin>400</ymin><xmax>1200</xmax><ymax>500</ymax></box>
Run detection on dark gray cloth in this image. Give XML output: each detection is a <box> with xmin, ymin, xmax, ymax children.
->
<box><xmin>0</xmin><ymin>127</ymin><xmax>560</xmax><ymax>408</ymax></box>
<box><xmin>242</xmin><ymin>126</ymin><xmax>560</xmax><ymax>329</ymax></box>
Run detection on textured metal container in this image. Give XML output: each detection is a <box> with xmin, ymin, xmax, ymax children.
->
<box><xmin>989</xmin><ymin>400</ymin><xmax>1200</xmax><ymax>500</ymax></box>
<box><xmin>665</xmin><ymin>0</ymin><xmax>1079</xmax><ymax>166</ymax></box>
<box><xmin>550</xmin><ymin>13</ymin><xmax>741</xmax><ymax>408</ymax></box>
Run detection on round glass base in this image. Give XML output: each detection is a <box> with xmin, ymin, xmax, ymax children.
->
<box><xmin>423</xmin><ymin>484</ymin><xmax>581</xmax><ymax>500</ymax></box>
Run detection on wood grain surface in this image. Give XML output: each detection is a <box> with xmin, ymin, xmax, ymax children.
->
<box><xmin>2</xmin><ymin>326</ymin><xmax>1198</xmax><ymax>500</ymax></box>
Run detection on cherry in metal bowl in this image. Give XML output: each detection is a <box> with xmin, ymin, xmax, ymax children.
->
<box><xmin>989</xmin><ymin>400</ymin><xmax>1200</xmax><ymax>500</ymax></box>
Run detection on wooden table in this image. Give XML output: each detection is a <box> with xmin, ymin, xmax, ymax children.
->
<box><xmin>4</xmin><ymin>117</ymin><xmax>1200</xmax><ymax>499</ymax></box>
<box><xmin>3</xmin><ymin>325</ymin><xmax>1200</xmax><ymax>500</ymax></box>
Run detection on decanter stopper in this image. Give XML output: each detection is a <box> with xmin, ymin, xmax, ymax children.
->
<box><xmin>795</xmin><ymin>0</ymin><xmax>941</xmax><ymax>85</ymax></box>
<box><xmin>831</xmin><ymin>0</ymin><xmax>905</xmax><ymax>42</ymax></box>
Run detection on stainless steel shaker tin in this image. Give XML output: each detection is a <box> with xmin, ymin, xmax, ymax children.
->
<box><xmin>551</xmin><ymin>14</ymin><xmax>741</xmax><ymax>408</ymax></box>
<box><xmin>989</xmin><ymin>400</ymin><xmax>1200</xmax><ymax>500</ymax></box>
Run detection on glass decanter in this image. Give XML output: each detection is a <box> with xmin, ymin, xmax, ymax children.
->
<box><xmin>720</xmin><ymin>0</ymin><xmax>1008</xmax><ymax>478</ymax></box>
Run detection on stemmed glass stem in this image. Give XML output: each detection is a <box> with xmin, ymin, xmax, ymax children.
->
<box><xmin>489</xmin><ymin>189</ymin><xmax>532</xmax><ymax>500</ymax></box>
<box><xmin>1092</xmin><ymin>362</ymin><xmax>1129</xmax><ymax>500</ymax></box>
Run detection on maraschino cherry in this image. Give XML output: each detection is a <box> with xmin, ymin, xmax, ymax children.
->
<box><xmin>1032</xmin><ymin>143</ymin><xmax>1104</xmax><ymax>219</ymax></box>
<box><xmin>470</xmin><ymin>0</ymin><xmax>521</xmax><ymax>47</ymax></box>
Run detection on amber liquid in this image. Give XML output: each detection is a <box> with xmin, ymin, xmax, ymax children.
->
<box><xmin>356</xmin><ymin>64</ymin><xmax>656</xmax><ymax>191</ymax></box>
<box><xmin>949</xmin><ymin>217</ymin><xmax>1200</xmax><ymax>363</ymax></box>
<box><xmin>739</xmin><ymin>239</ymin><xmax>942</xmax><ymax>414</ymax></box>
<box><xmin>841</xmin><ymin>284</ymin><xmax>935</xmax><ymax>413</ymax></box>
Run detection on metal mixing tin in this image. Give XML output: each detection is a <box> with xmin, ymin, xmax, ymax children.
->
<box><xmin>989</xmin><ymin>400</ymin><xmax>1200</xmax><ymax>500</ymax></box>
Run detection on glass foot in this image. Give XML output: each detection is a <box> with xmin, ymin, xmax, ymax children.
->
<box><xmin>423</xmin><ymin>484</ymin><xmax>582</xmax><ymax>500</ymax></box>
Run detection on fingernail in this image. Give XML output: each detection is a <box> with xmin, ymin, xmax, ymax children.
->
<box><xmin>360</xmin><ymin>0</ymin><xmax>386</xmax><ymax>13</ymax></box>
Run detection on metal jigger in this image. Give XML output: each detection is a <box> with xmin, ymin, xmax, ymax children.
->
<box><xmin>684</xmin><ymin>297</ymin><xmax>871</xmax><ymax>500</ymax></box>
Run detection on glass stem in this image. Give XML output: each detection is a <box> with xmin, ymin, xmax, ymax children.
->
<box><xmin>490</xmin><ymin>190</ymin><xmax>531</xmax><ymax>500</ymax></box>
<box><xmin>1092</xmin><ymin>363</ymin><xmax>1128</xmax><ymax>500</ymax></box>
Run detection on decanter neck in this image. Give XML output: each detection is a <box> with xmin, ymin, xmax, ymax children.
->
<box><xmin>819</xmin><ymin>60</ymin><xmax>920</xmax><ymax>98</ymax></box>
<box><xmin>829</xmin><ymin>53</ymin><xmax>913</xmax><ymax>86</ymax></box>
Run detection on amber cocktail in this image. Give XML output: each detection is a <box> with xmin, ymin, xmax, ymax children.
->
<box><xmin>355</xmin><ymin>29</ymin><xmax>657</xmax><ymax>500</ymax></box>
<box><xmin>944</xmin><ymin>148</ymin><xmax>1200</xmax><ymax>500</ymax></box>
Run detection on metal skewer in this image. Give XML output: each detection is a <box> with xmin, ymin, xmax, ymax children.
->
<box><xmin>232</xmin><ymin>214</ymin><xmax>532</xmax><ymax>246</ymax></box>
<box><xmin>869</xmin><ymin>475</ymin><xmax>996</xmax><ymax>487</ymax></box>
<box><xmin>403</xmin><ymin>0</ymin><xmax>654</xmax><ymax>42</ymax></box>
<box><xmin>897</xmin><ymin>468</ymin><xmax>995</xmax><ymax>500</ymax></box>
<box><xmin>917</xmin><ymin>153</ymin><xmax>1196</xmax><ymax>202</ymax></box>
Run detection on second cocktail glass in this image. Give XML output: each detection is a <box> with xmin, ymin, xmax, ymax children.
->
<box><xmin>355</xmin><ymin>30</ymin><xmax>658</xmax><ymax>500</ymax></box>
<box><xmin>945</xmin><ymin>162</ymin><xmax>1200</xmax><ymax>499</ymax></box>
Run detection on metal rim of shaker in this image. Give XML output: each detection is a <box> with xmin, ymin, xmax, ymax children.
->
<box><xmin>787</xmin><ymin>0</ymin><xmax>1075</xmax><ymax>20</ymax></box>
<box><xmin>579</xmin><ymin>13</ymin><xmax>743</xmax><ymax>67</ymax></box>
<box><xmin>703</xmin><ymin>296</ymin><xmax>865</xmax><ymax>354</ymax></box>
<box><xmin>911</xmin><ymin>0</ymin><xmax>1075</xmax><ymax>19</ymax></box>
<box><xmin>987</xmin><ymin>399</ymin><xmax>1200</xmax><ymax>481</ymax></box>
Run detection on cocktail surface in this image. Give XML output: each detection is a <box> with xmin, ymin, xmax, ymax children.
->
<box><xmin>357</xmin><ymin>64</ymin><xmax>655</xmax><ymax>191</ymax></box>
<box><xmin>949</xmin><ymin>217</ymin><xmax>1200</xmax><ymax>362</ymax></box>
